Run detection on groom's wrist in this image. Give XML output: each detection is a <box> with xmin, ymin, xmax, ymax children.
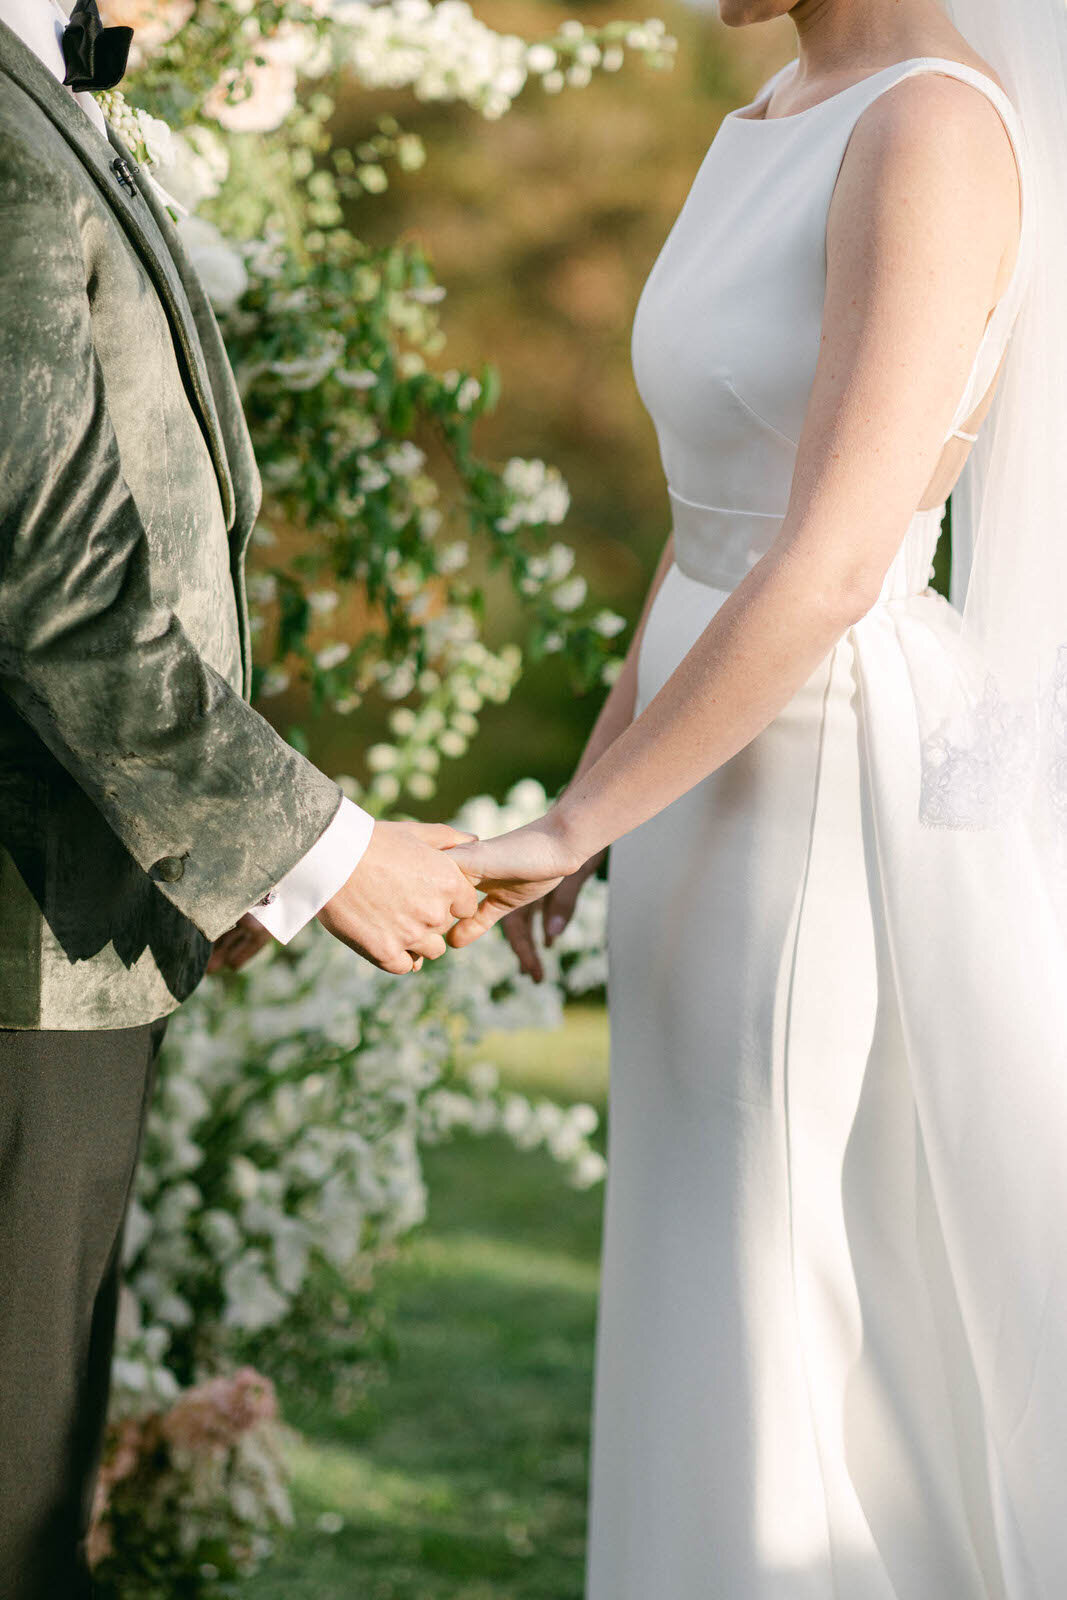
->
<box><xmin>247</xmin><ymin>796</ymin><xmax>375</xmax><ymax>944</ymax></box>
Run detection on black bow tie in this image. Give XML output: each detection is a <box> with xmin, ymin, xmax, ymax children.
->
<box><xmin>61</xmin><ymin>0</ymin><xmax>133</xmax><ymax>93</ymax></box>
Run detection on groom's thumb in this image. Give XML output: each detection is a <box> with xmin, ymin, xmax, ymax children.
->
<box><xmin>446</xmin><ymin>839</ymin><xmax>489</xmax><ymax>884</ymax></box>
<box><xmin>404</xmin><ymin>822</ymin><xmax>477</xmax><ymax>849</ymax></box>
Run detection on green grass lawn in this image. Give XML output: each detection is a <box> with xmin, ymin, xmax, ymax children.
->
<box><xmin>251</xmin><ymin>1004</ymin><xmax>609</xmax><ymax>1600</ymax></box>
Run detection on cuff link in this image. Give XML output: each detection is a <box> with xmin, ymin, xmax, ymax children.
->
<box><xmin>257</xmin><ymin>889</ymin><xmax>278</xmax><ymax>907</ymax></box>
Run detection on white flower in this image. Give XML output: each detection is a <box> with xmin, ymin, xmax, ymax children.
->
<box><xmin>436</xmin><ymin>541</ymin><xmax>469</xmax><ymax>575</ymax></box>
<box><xmin>454</xmin><ymin>377</ymin><xmax>481</xmax><ymax>412</ymax></box>
<box><xmin>593</xmin><ymin>609</ymin><xmax>627</xmax><ymax>638</ymax></box>
<box><xmin>201</xmin><ymin>1209</ymin><xmax>242</xmax><ymax>1260</ymax></box>
<box><xmin>231</xmin><ymin>1157</ymin><xmax>261</xmax><ymax>1201</ymax></box>
<box><xmin>545</xmin><ymin>542</ymin><xmax>575</xmax><ymax>581</ymax></box>
<box><xmin>259</xmin><ymin>667</ymin><xmax>291</xmax><ymax>698</ymax></box>
<box><xmin>222</xmin><ymin>1253</ymin><xmax>290</xmax><ymax>1331</ymax></box>
<box><xmin>384</xmin><ymin>441</ymin><xmax>425</xmax><ymax>477</ymax></box>
<box><xmin>372</xmin><ymin>773</ymin><xmax>401</xmax><ymax>805</ymax></box>
<box><xmin>338</xmin><ymin>0</ymin><xmax>530</xmax><ymax>117</ymax></box>
<box><xmin>359</xmin><ymin>459</ymin><xmax>391</xmax><ymax>492</ymax></box>
<box><xmin>551</xmin><ymin>576</ymin><xmax>587</xmax><ymax>613</ymax></box>
<box><xmin>158</xmin><ymin>124</ymin><xmax>230</xmax><ymax>210</ymax></box>
<box><xmin>525</xmin><ymin>43</ymin><xmax>557</xmax><ymax>73</ymax></box>
<box><xmin>315</xmin><ymin>642</ymin><xmax>352</xmax><ymax>671</ymax></box>
<box><xmin>571</xmin><ymin>1149</ymin><xmax>608</xmax><ymax>1188</ymax></box>
<box><xmin>506</xmin><ymin>778</ymin><xmax>549</xmax><ymax>819</ymax></box>
<box><xmin>467</xmin><ymin>1060</ymin><xmax>500</xmax><ymax>1095</ymax></box>
<box><xmin>248</xmin><ymin>573</ymin><xmax>278</xmax><ymax>605</ymax></box>
<box><xmin>175</xmin><ymin>216</ymin><xmax>248</xmax><ymax>311</ymax></box>
<box><xmin>336</xmin><ymin>367</ymin><xmax>380</xmax><ymax>390</ymax></box>
<box><xmin>269</xmin><ymin>332</ymin><xmax>344</xmax><ymax>391</ymax></box>
<box><xmin>569</xmin><ymin>1103</ymin><xmax>599</xmax><ymax>1136</ymax></box>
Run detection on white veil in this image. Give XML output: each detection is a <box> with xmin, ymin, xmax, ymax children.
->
<box><xmin>920</xmin><ymin>0</ymin><xmax>1067</xmax><ymax>915</ymax></box>
<box><xmin>848</xmin><ymin>9</ymin><xmax>1067</xmax><ymax>1589</ymax></box>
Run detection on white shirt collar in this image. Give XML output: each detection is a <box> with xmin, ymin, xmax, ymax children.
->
<box><xmin>0</xmin><ymin>0</ymin><xmax>110</xmax><ymax>138</ymax></box>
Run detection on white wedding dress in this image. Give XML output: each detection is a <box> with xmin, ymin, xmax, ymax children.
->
<box><xmin>587</xmin><ymin>57</ymin><xmax>1067</xmax><ymax>1599</ymax></box>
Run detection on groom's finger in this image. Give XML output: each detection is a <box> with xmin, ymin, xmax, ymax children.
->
<box><xmin>449</xmin><ymin>878</ymin><xmax>480</xmax><ymax>921</ymax></box>
<box><xmin>402</xmin><ymin>822</ymin><xmax>477</xmax><ymax>849</ymax></box>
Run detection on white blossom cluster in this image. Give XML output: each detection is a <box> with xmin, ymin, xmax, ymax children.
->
<box><xmin>334</xmin><ymin>0</ymin><xmax>527</xmax><ymax>119</ymax></box>
<box><xmin>497</xmin><ymin>455</ymin><xmax>571</xmax><ymax>533</ymax></box>
<box><xmin>113</xmin><ymin>783</ymin><xmax>607</xmax><ymax>1410</ymax></box>
<box><xmin>94</xmin><ymin>87</ymin><xmax>175</xmax><ymax>167</ymax></box>
<box><xmin>361</xmin><ymin>640</ymin><xmax>522</xmax><ymax>805</ymax></box>
<box><xmin>333</xmin><ymin>0</ymin><xmax>675</xmax><ymax>119</ymax></box>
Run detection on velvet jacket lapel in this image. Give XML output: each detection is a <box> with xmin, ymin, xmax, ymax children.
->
<box><xmin>0</xmin><ymin>14</ymin><xmax>236</xmax><ymax>530</ymax></box>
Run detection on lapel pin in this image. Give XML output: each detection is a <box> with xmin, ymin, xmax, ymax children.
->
<box><xmin>110</xmin><ymin>156</ymin><xmax>138</xmax><ymax>198</ymax></box>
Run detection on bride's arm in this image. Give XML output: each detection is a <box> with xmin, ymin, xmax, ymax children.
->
<box><xmin>501</xmin><ymin>534</ymin><xmax>676</xmax><ymax>978</ymax></box>
<box><xmin>450</xmin><ymin>72</ymin><xmax>1021</xmax><ymax>940</ymax></box>
<box><xmin>565</xmin><ymin>531</ymin><xmax>677</xmax><ymax>788</ymax></box>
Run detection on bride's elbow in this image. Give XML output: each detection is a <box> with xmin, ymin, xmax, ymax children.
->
<box><xmin>773</xmin><ymin>544</ymin><xmax>886</xmax><ymax>629</ymax></box>
<box><xmin>824</xmin><ymin>565</ymin><xmax>886</xmax><ymax>626</ymax></box>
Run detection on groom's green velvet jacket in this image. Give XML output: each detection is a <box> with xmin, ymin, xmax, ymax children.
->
<box><xmin>0</xmin><ymin>22</ymin><xmax>345</xmax><ymax>1029</ymax></box>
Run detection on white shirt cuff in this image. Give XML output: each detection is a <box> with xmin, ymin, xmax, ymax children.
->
<box><xmin>247</xmin><ymin>796</ymin><xmax>375</xmax><ymax>944</ymax></box>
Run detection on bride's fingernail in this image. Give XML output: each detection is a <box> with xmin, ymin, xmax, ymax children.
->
<box><xmin>547</xmin><ymin>915</ymin><xmax>564</xmax><ymax>937</ymax></box>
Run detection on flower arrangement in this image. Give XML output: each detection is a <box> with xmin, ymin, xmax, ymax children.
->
<box><xmin>97</xmin><ymin>0</ymin><xmax>673</xmax><ymax>800</ymax></box>
<box><xmin>87</xmin><ymin>0</ymin><xmax>668</xmax><ymax>1584</ymax></box>
<box><xmin>102</xmin><ymin>785</ymin><xmax>607</xmax><ymax>1588</ymax></box>
<box><xmin>89</xmin><ymin>1367</ymin><xmax>292</xmax><ymax>1597</ymax></box>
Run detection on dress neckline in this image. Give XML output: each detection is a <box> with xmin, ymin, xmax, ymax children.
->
<box><xmin>726</xmin><ymin>55</ymin><xmax>1012</xmax><ymax>126</ymax></box>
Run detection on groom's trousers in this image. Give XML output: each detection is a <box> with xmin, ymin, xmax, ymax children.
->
<box><xmin>0</xmin><ymin>1018</ymin><xmax>168</xmax><ymax>1600</ymax></box>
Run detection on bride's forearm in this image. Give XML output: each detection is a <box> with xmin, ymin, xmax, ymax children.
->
<box><xmin>565</xmin><ymin>534</ymin><xmax>675</xmax><ymax>791</ymax></box>
<box><xmin>551</xmin><ymin>542</ymin><xmax>870</xmax><ymax>863</ymax></box>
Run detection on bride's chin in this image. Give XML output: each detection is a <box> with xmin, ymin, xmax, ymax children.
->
<box><xmin>717</xmin><ymin>0</ymin><xmax>793</xmax><ymax>26</ymax></box>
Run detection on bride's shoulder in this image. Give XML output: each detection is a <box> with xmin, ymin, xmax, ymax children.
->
<box><xmin>843</xmin><ymin>61</ymin><xmax>1021</xmax><ymax>207</ymax></box>
<box><xmin>830</xmin><ymin>61</ymin><xmax>1021</xmax><ymax>286</ymax></box>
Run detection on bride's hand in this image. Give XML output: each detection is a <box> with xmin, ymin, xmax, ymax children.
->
<box><xmin>501</xmin><ymin>848</ymin><xmax>608</xmax><ymax>982</ymax></box>
<box><xmin>445</xmin><ymin>817</ymin><xmax>583</xmax><ymax>949</ymax></box>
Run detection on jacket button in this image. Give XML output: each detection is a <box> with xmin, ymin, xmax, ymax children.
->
<box><xmin>153</xmin><ymin>855</ymin><xmax>185</xmax><ymax>883</ymax></box>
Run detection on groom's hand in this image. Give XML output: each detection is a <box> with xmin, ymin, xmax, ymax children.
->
<box><xmin>206</xmin><ymin>913</ymin><xmax>273</xmax><ymax>974</ymax></box>
<box><xmin>317</xmin><ymin>820</ymin><xmax>480</xmax><ymax>974</ymax></box>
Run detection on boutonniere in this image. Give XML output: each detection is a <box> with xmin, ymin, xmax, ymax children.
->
<box><xmin>93</xmin><ymin>88</ymin><xmax>188</xmax><ymax>223</ymax></box>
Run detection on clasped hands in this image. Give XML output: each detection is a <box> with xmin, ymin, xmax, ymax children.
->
<box><xmin>209</xmin><ymin>814</ymin><xmax>597</xmax><ymax>980</ymax></box>
<box><xmin>319</xmin><ymin>815</ymin><xmax>591</xmax><ymax>978</ymax></box>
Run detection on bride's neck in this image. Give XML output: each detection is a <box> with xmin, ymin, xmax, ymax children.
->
<box><xmin>790</xmin><ymin>0</ymin><xmax>959</xmax><ymax>83</ymax></box>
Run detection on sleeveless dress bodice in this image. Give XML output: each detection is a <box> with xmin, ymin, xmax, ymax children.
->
<box><xmin>629</xmin><ymin>56</ymin><xmax>1034</xmax><ymax>600</ymax></box>
<box><xmin>588</xmin><ymin>55</ymin><xmax>1067</xmax><ymax>1600</ymax></box>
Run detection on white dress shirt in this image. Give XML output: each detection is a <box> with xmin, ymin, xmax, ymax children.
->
<box><xmin>1</xmin><ymin>0</ymin><xmax>377</xmax><ymax>944</ymax></box>
<box><xmin>0</xmin><ymin>0</ymin><xmax>108</xmax><ymax>133</ymax></box>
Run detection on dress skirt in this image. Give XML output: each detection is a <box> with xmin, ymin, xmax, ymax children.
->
<box><xmin>586</xmin><ymin>561</ymin><xmax>1027</xmax><ymax>1600</ymax></box>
